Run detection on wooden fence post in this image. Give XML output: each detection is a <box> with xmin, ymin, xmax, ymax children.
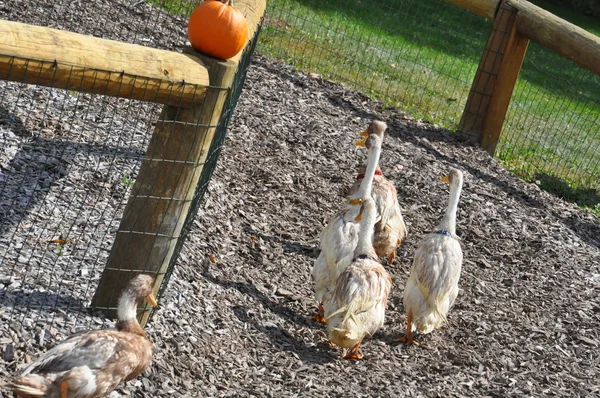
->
<box><xmin>91</xmin><ymin>0</ymin><xmax>267</xmax><ymax>325</ymax></box>
<box><xmin>91</xmin><ymin>55</ymin><xmax>237</xmax><ymax>323</ymax></box>
<box><xmin>458</xmin><ymin>0</ymin><xmax>529</xmax><ymax>155</ymax></box>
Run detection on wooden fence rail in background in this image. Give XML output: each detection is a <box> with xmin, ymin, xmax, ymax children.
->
<box><xmin>453</xmin><ymin>0</ymin><xmax>600</xmax><ymax>155</ymax></box>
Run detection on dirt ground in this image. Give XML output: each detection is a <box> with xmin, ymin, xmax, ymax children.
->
<box><xmin>1</xmin><ymin>0</ymin><xmax>599</xmax><ymax>397</ymax></box>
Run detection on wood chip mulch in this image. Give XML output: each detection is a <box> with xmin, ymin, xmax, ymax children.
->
<box><xmin>0</xmin><ymin>0</ymin><xmax>599</xmax><ymax>396</ymax></box>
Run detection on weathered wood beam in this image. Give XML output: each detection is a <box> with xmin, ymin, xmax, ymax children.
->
<box><xmin>229</xmin><ymin>0</ymin><xmax>266</xmax><ymax>62</ymax></box>
<box><xmin>91</xmin><ymin>0</ymin><xmax>267</xmax><ymax>325</ymax></box>
<box><xmin>480</xmin><ymin>19</ymin><xmax>529</xmax><ymax>154</ymax></box>
<box><xmin>445</xmin><ymin>0</ymin><xmax>500</xmax><ymax>19</ymax></box>
<box><xmin>459</xmin><ymin>0</ymin><xmax>529</xmax><ymax>154</ymax></box>
<box><xmin>0</xmin><ymin>19</ymin><xmax>210</xmax><ymax>106</ymax></box>
<box><xmin>508</xmin><ymin>0</ymin><xmax>600</xmax><ymax>77</ymax></box>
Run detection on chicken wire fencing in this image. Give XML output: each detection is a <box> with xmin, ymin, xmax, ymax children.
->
<box><xmin>0</xmin><ymin>0</ymin><xmax>262</xmax><ymax>360</ymax></box>
<box><xmin>260</xmin><ymin>0</ymin><xmax>600</xmax><ymax>206</ymax></box>
<box><xmin>497</xmin><ymin>41</ymin><xmax>600</xmax><ymax>206</ymax></box>
<box><xmin>2</xmin><ymin>0</ymin><xmax>199</xmax><ymax>54</ymax></box>
<box><xmin>260</xmin><ymin>0</ymin><xmax>491</xmax><ymax>129</ymax></box>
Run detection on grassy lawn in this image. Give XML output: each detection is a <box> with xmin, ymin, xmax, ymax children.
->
<box><xmin>148</xmin><ymin>0</ymin><xmax>600</xmax><ymax>215</ymax></box>
<box><xmin>260</xmin><ymin>0</ymin><xmax>491</xmax><ymax>126</ymax></box>
<box><xmin>259</xmin><ymin>0</ymin><xmax>600</xmax><ymax>215</ymax></box>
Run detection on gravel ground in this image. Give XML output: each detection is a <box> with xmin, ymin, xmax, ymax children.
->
<box><xmin>1</xmin><ymin>0</ymin><xmax>600</xmax><ymax>397</ymax></box>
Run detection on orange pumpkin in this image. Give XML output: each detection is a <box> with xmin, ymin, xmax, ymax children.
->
<box><xmin>187</xmin><ymin>0</ymin><xmax>249</xmax><ymax>60</ymax></box>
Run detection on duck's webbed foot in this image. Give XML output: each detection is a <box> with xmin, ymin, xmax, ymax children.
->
<box><xmin>392</xmin><ymin>332</ymin><xmax>419</xmax><ymax>346</ymax></box>
<box><xmin>392</xmin><ymin>312</ymin><xmax>419</xmax><ymax>346</ymax></box>
<box><xmin>313</xmin><ymin>302</ymin><xmax>326</xmax><ymax>324</ymax></box>
<box><xmin>59</xmin><ymin>380</ymin><xmax>69</xmax><ymax>398</ymax></box>
<box><xmin>342</xmin><ymin>342</ymin><xmax>364</xmax><ymax>360</ymax></box>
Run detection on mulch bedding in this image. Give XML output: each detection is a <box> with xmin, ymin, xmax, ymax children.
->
<box><xmin>1</xmin><ymin>0</ymin><xmax>599</xmax><ymax>396</ymax></box>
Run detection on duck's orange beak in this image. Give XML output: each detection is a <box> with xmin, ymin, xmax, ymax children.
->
<box><xmin>355</xmin><ymin>206</ymin><xmax>363</xmax><ymax>222</ymax></box>
<box><xmin>359</xmin><ymin>129</ymin><xmax>369</xmax><ymax>137</ymax></box>
<box><xmin>355</xmin><ymin>137</ymin><xmax>367</xmax><ymax>147</ymax></box>
<box><xmin>145</xmin><ymin>293</ymin><xmax>158</xmax><ymax>307</ymax></box>
<box><xmin>440</xmin><ymin>175</ymin><xmax>450</xmax><ymax>183</ymax></box>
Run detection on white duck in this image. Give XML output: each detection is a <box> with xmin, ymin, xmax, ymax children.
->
<box><xmin>324</xmin><ymin>195</ymin><xmax>392</xmax><ymax>360</ymax></box>
<box><xmin>394</xmin><ymin>168</ymin><xmax>464</xmax><ymax>345</ymax></box>
<box><xmin>350</xmin><ymin>120</ymin><xmax>407</xmax><ymax>263</ymax></box>
<box><xmin>312</xmin><ymin>131</ymin><xmax>384</xmax><ymax>323</ymax></box>
<box><xmin>9</xmin><ymin>274</ymin><xmax>158</xmax><ymax>398</ymax></box>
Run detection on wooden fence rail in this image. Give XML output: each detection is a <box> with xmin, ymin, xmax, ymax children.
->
<box><xmin>0</xmin><ymin>20</ymin><xmax>210</xmax><ymax>106</ymax></box>
<box><xmin>453</xmin><ymin>0</ymin><xmax>600</xmax><ymax>155</ymax></box>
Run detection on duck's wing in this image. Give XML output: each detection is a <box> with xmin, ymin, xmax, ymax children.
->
<box><xmin>373</xmin><ymin>179</ymin><xmax>400</xmax><ymax>231</ymax></box>
<box><xmin>22</xmin><ymin>330</ymin><xmax>144</xmax><ymax>376</ymax></box>
<box><xmin>413</xmin><ymin>236</ymin><xmax>462</xmax><ymax>317</ymax></box>
<box><xmin>332</xmin><ymin>260</ymin><xmax>392</xmax><ymax>322</ymax></box>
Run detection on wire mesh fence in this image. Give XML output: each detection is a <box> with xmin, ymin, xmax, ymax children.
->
<box><xmin>3</xmin><ymin>0</ymin><xmax>196</xmax><ymax>53</ymax></box>
<box><xmin>260</xmin><ymin>0</ymin><xmax>491</xmax><ymax>128</ymax></box>
<box><xmin>0</xmin><ymin>74</ymin><xmax>161</xmax><ymax>331</ymax></box>
<box><xmin>497</xmin><ymin>41</ymin><xmax>600</xmax><ymax>207</ymax></box>
<box><xmin>259</xmin><ymin>0</ymin><xmax>600</xmax><ymax>209</ymax></box>
<box><xmin>0</xmin><ymin>0</ymin><xmax>261</xmax><ymax>349</ymax></box>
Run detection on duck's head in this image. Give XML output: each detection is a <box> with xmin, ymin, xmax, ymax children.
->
<box><xmin>126</xmin><ymin>274</ymin><xmax>158</xmax><ymax>308</ymax></box>
<box><xmin>356</xmin><ymin>120</ymin><xmax>387</xmax><ymax>147</ymax></box>
<box><xmin>355</xmin><ymin>128</ymin><xmax>384</xmax><ymax>150</ymax></box>
<box><xmin>440</xmin><ymin>168</ymin><xmax>464</xmax><ymax>186</ymax></box>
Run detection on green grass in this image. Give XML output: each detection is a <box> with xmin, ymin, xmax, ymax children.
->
<box><xmin>260</xmin><ymin>0</ymin><xmax>491</xmax><ymax>126</ymax></box>
<box><xmin>258</xmin><ymin>0</ymin><xmax>600</xmax><ymax>214</ymax></box>
<box><xmin>148</xmin><ymin>0</ymin><xmax>196</xmax><ymax>16</ymax></box>
<box><xmin>147</xmin><ymin>0</ymin><xmax>600</xmax><ymax>215</ymax></box>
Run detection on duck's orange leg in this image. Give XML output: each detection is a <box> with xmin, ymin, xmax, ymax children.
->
<box><xmin>342</xmin><ymin>341</ymin><xmax>364</xmax><ymax>360</ymax></box>
<box><xmin>392</xmin><ymin>312</ymin><xmax>419</xmax><ymax>346</ymax></box>
<box><xmin>314</xmin><ymin>302</ymin><xmax>326</xmax><ymax>324</ymax></box>
<box><xmin>59</xmin><ymin>380</ymin><xmax>69</xmax><ymax>398</ymax></box>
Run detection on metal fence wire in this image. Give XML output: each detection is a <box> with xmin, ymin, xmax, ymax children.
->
<box><xmin>0</xmin><ymin>0</ymin><xmax>261</xmax><ymax>353</ymax></box>
<box><xmin>261</xmin><ymin>0</ymin><xmax>491</xmax><ymax>128</ymax></box>
<box><xmin>3</xmin><ymin>0</ymin><xmax>199</xmax><ymax>53</ymax></box>
<box><xmin>497</xmin><ymin>41</ymin><xmax>600</xmax><ymax>203</ymax></box>
<box><xmin>260</xmin><ymin>0</ymin><xmax>600</xmax><ymax>204</ymax></box>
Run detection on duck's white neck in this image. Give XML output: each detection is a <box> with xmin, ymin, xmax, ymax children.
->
<box><xmin>436</xmin><ymin>180</ymin><xmax>463</xmax><ymax>235</ymax></box>
<box><xmin>117</xmin><ymin>291</ymin><xmax>138</xmax><ymax>321</ymax></box>
<box><xmin>354</xmin><ymin>199</ymin><xmax>378</xmax><ymax>258</ymax></box>
<box><xmin>356</xmin><ymin>143</ymin><xmax>382</xmax><ymax>200</ymax></box>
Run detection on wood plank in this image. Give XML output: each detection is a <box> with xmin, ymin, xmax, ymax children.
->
<box><xmin>508</xmin><ymin>0</ymin><xmax>600</xmax><ymax>77</ymax></box>
<box><xmin>91</xmin><ymin>54</ymin><xmax>237</xmax><ymax>323</ymax></box>
<box><xmin>459</xmin><ymin>1</ymin><xmax>520</xmax><ymax>140</ymax></box>
<box><xmin>0</xmin><ymin>19</ymin><xmax>210</xmax><ymax>106</ymax></box>
<box><xmin>480</xmin><ymin>26</ymin><xmax>529</xmax><ymax>154</ymax></box>
<box><xmin>445</xmin><ymin>0</ymin><xmax>500</xmax><ymax>19</ymax></box>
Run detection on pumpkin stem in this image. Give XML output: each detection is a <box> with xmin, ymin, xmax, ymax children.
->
<box><xmin>218</xmin><ymin>0</ymin><xmax>234</xmax><ymax>5</ymax></box>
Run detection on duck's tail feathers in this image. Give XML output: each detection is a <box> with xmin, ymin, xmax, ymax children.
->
<box><xmin>330</xmin><ymin>327</ymin><xmax>362</xmax><ymax>343</ymax></box>
<box><xmin>8</xmin><ymin>375</ymin><xmax>52</xmax><ymax>397</ymax></box>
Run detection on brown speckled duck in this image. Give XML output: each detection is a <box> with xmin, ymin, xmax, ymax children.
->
<box><xmin>9</xmin><ymin>274</ymin><xmax>158</xmax><ymax>398</ymax></box>
<box><xmin>350</xmin><ymin>120</ymin><xmax>407</xmax><ymax>263</ymax></box>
